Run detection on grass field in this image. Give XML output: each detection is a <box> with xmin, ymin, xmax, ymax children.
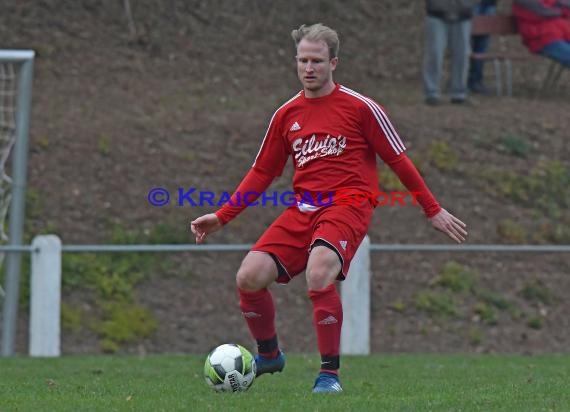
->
<box><xmin>1</xmin><ymin>354</ymin><xmax>569</xmax><ymax>411</ymax></box>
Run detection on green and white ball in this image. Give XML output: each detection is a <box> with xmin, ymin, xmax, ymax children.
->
<box><xmin>204</xmin><ymin>343</ymin><xmax>256</xmax><ymax>392</ymax></box>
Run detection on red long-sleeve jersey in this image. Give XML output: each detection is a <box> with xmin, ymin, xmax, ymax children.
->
<box><xmin>216</xmin><ymin>84</ymin><xmax>441</xmax><ymax>224</ymax></box>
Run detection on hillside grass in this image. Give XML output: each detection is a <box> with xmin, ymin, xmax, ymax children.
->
<box><xmin>1</xmin><ymin>354</ymin><xmax>569</xmax><ymax>411</ymax></box>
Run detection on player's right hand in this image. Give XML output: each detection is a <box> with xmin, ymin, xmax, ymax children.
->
<box><xmin>190</xmin><ymin>213</ymin><xmax>222</xmax><ymax>244</ymax></box>
<box><xmin>428</xmin><ymin>208</ymin><xmax>467</xmax><ymax>243</ymax></box>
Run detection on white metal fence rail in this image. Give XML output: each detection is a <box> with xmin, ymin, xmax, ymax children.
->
<box><xmin>1</xmin><ymin>235</ymin><xmax>570</xmax><ymax>357</ymax></box>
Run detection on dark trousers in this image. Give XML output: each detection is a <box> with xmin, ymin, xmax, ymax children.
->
<box><xmin>468</xmin><ymin>4</ymin><xmax>497</xmax><ymax>88</ymax></box>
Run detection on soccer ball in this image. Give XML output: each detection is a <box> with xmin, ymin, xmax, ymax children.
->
<box><xmin>204</xmin><ymin>343</ymin><xmax>256</xmax><ymax>392</ymax></box>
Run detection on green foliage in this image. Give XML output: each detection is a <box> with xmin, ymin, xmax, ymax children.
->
<box><xmin>96</xmin><ymin>302</ymin><xmax>157</xmax><ymax>353</ymax></box>
<box><xmin>473</xmin><ymin>302</ymin><xmax>497</xmax><ymax>325</ymax></box>
<box><xmin>61</xmin><ymin>303</ymin><xmax>82</xmax><ymax>332</ymax></box>
<box><xmin>481</xmin><ymin>161</ymin><xmax>569</xmax><ymax>219</ymax></box>
<box><xmin>100</xmin><ymin>338</ymin><xmax>120</xmax><ymax>354</ymax></box>
<box><xmin>0</xmin><ymin>256</ymin><xmax>32</xmax><ymax>310</ymax></box>
<box><xmin>142</xmin><ymin>222</ymin><xmax>190</xmax><ymax>245</ymax></box>
<box><xmin>484</xmin><ymin>170</ymin><xmax>523</xmax><ymax>199</ymax></box>
<box><xmin>472</xmin><ymin>133</ymin><xmax>495</xmax><ymax>150</ymax></box>
<box><xmin>473</xmin><ymin>288</ymin><xmax>521</xmax><ymax>322</ymax></box>
<box><xmin>62</xmin><ymin>253</ymin><xmax>145</xmax><ymax>299</ymax></box>
<box><xmin>411</xmin><ymin>262</ymin><xmax>525</xmax><ymax>334</ymax></box>
<box><xmin>180</xmin><ymin>150</ymin><xmax>196</xmax><ymax>162</ymax></box>
<box><xmin>109</xmin><ymin>224</ymin><xmax>141</xmax><ymax>244</ymax></box>
<box><xmin>507</xmin><ymin>306</ymin><xmax>524</xmax><ymax>321</ymax></box>
<box><xmin>36</xmin><ymin>136</ymin><xmax>50</xmax><ymax>150</ymax></box>
<box><xmin>111</xmin><ymin>221</ymin><xmax>189</xmax><ymax>246</ymax></box>
<box><xmin>521</xmin><ymin>278</ymin><xmax>557</xmax><ymax>305</ymax></box>
<box><xmin>479</xmin><ymin>160</ymin><xmax>569</xmax><ymax>242</ymax></box>
<box><xmin>25</xmin><ymin>187</ymin><xmax>42</xmax><ymax>220</ymax></box>
<box><xmin>497</xmin><ymin>219</ymin><xmax>527</xmax><ymax>243</ymax></box>
<box><xmin>432</xmin><ymin>261</ymin><xmax>475</xmax><ymax>293</ymax></box>
<box><xmin>97</xmin><ymin>135</ymin><xmax>111</xmax><ymax>156</ymax></box>
<box><xmin>62</xmin><ymin>251</ymin><xmax>154</xmax><ymax>350</ymax></box>
<box><xmin>390</xmin><ymin>299</ymin><xmax>406</xmax><ymax>313</ymax></box>
<box><xmin>467</xmin><ymin>326</ymin><xmax>484</xmax><ymax>345</ymax></box>
<box><xmin>474</xmin><ymin>289</ymin><xmax>514</xmax><ymax>311</ymax></box>
<box><xmin>531</xmin><ymin>220</ymin><xmax>570</xmax><ymax>244</ymax></box>
<box><xmin>428</xmin><ymin>140</ymin><xmax>459</xmax><ymax>172</ymax></box>
<box><xmin>414</xmin><ymin>291</ymin><xmax>458</xmax><ymax>317</ymax></box>
<box><xmin>378</xmin><ymin>164</ymin><xmax>405</xmax><ymax>191</ymax></box>
<box><xmin>39</xmin><ymin>221</ymin><xmax>59</xmax><ymax>235</ymax></box>
<box><xmin>378</xmin><ymin>154</ymin><xmax>425</xmax><ymax>191</ymax></box>
<box><xmin>15</xmin><ymin>256</ymin><xmax>31</xmax><ymax>309</ymax></box>
<box><xmin>527</xmin><ymin>316</ymin><xmax>543</xmax><ymax>330</ymax></box>
<box><xmin>33</xmin><ymin>43</ymin><xmax>57</xmax><ymax>57</ymax></box>
<box><xmin>97</xmin><ymin>269</ymin><xmax>141</xmax><ymax>301</ymax></box>
<box><xmin>500</xmin><ymin>134</ymin><xmax>530</xmax><ymax>157</ymax></box>
<box><xmin>58</xmin><ymin>222</ymin><xmax>187</xmax><ymax>350</ymax></box>
<box><xmin>526</xmin><ymin>161</ymin><xmax>569</xmax><ymax>216</ymax></box>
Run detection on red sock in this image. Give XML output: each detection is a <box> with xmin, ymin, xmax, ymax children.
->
<box><xmin>238</xmin><ymin>288</ymin><xmax>279</xmax><ymax>358</ymax></box>
<box><xmin>308</xmin><ymin>283</ymin><xmax>343</xmax><ymax>374</ymax></box>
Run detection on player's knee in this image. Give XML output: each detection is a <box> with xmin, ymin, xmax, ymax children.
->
<box><xmin>305</xmin><ymin>267</ymin><xmax>333</xmax><ymax>290</ymax></box>
<box><xmin>236</xmin><ymin>264</ymin><xmax>274</xmax><ymax>291</ymax></box>
<box><xmin>306</xmin><ymin>246</ymin><xmax>341</xmax><ymax>290</ymax></box>
<box><xmin>236</xmin><ymin>252</ymin><xmax>278</xmax><ymax>291</ymax></box>
<box><xmin>236</xmin><ymin>267</ymin><xmax>259</xmax><ymax>291</ymax></box>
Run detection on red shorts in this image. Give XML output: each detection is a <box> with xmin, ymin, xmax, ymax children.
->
<box><xmin>251</xmin><ymin>202</ymin><xmax>374</xmax><ymax>284</ymax></box>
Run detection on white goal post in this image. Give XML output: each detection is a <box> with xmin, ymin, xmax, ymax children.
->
<box><xmin>0</xmin><ymin>50</ymin><xmax>34</xmax><ymax>357</ymax></box>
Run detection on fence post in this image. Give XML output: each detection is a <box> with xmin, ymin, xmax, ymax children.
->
<box><xmin>340</xmin><ymin>235</ymin><xmax>370</xmax><ymax>355</ymax></box>
<box><xmin>29</xmin><ymin>235</ymin><xmax>61</xmax><ymax>357</ymax></box>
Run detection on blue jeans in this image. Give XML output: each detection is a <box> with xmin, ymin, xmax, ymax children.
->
<box><xmin>468</xmin><ymin>4</ymin><xmax>497</xmax><ymax>88</ymax></box>
<box><xmin>540</xmin><ymin>41</ymin><xmax>570</xmax><ymax>68</ymax></box>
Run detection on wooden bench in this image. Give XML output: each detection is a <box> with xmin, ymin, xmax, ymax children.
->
<box><xmin>471</xmin><ymin>14</ymin><xmax>566</xmax><ymax>96</ymax></box>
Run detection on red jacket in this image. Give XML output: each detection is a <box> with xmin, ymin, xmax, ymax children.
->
<box><xmin>512</xmin><ymin>0</ymin><xmax>570</xmax><ymax>53</ymax></box>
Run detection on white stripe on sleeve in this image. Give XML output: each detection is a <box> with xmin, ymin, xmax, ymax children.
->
<box><xmin>339</xmin><ymin>86</ymin><xmax>405</xmax><ymax>154</ymax></box>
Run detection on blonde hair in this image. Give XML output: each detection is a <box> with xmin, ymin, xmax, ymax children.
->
<box><xmin>291</xmin><ymin>23</ymin><xmax>340</xmax><ymax>59</ymax></box>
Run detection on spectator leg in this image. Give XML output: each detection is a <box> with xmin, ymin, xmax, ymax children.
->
<box><xmin>539</xmin><ymin>41</ymin><xmax>570</xmax><ymax>68</ymax></box>
<box><xmin>505</xmin><ymin>59</ymin><xmax>513</xmax><ymax>97</ymax></box>
<box><xmin>448</xmin><ymin>19</ymin><xmax>471</xmax><ymax>101</ymax></box>
<box><xmin>493</xmin><ymin>59</ymin><xmax>502</xmax><ymax>96</ymax></box>
<box><xmin>423</xmin><ymin>16</ymin><xmax>448</xmax><ymax>100</ymax></box>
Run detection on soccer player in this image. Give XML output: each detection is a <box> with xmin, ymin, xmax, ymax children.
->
<box><xmin>190</xmin><ymin>23</ymin><xmax>467</xmax><ymax>394</ymax></box>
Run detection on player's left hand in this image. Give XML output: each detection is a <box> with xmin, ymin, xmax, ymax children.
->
<box><xmin>428</xmin><ymin>208</ymin><xmax>467</xmax><ymax>243</ymax></box>
<box><xmin>189</xmin><ymin>213</ymin><xmax>222</xmax><ymax>244</ymax></box>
